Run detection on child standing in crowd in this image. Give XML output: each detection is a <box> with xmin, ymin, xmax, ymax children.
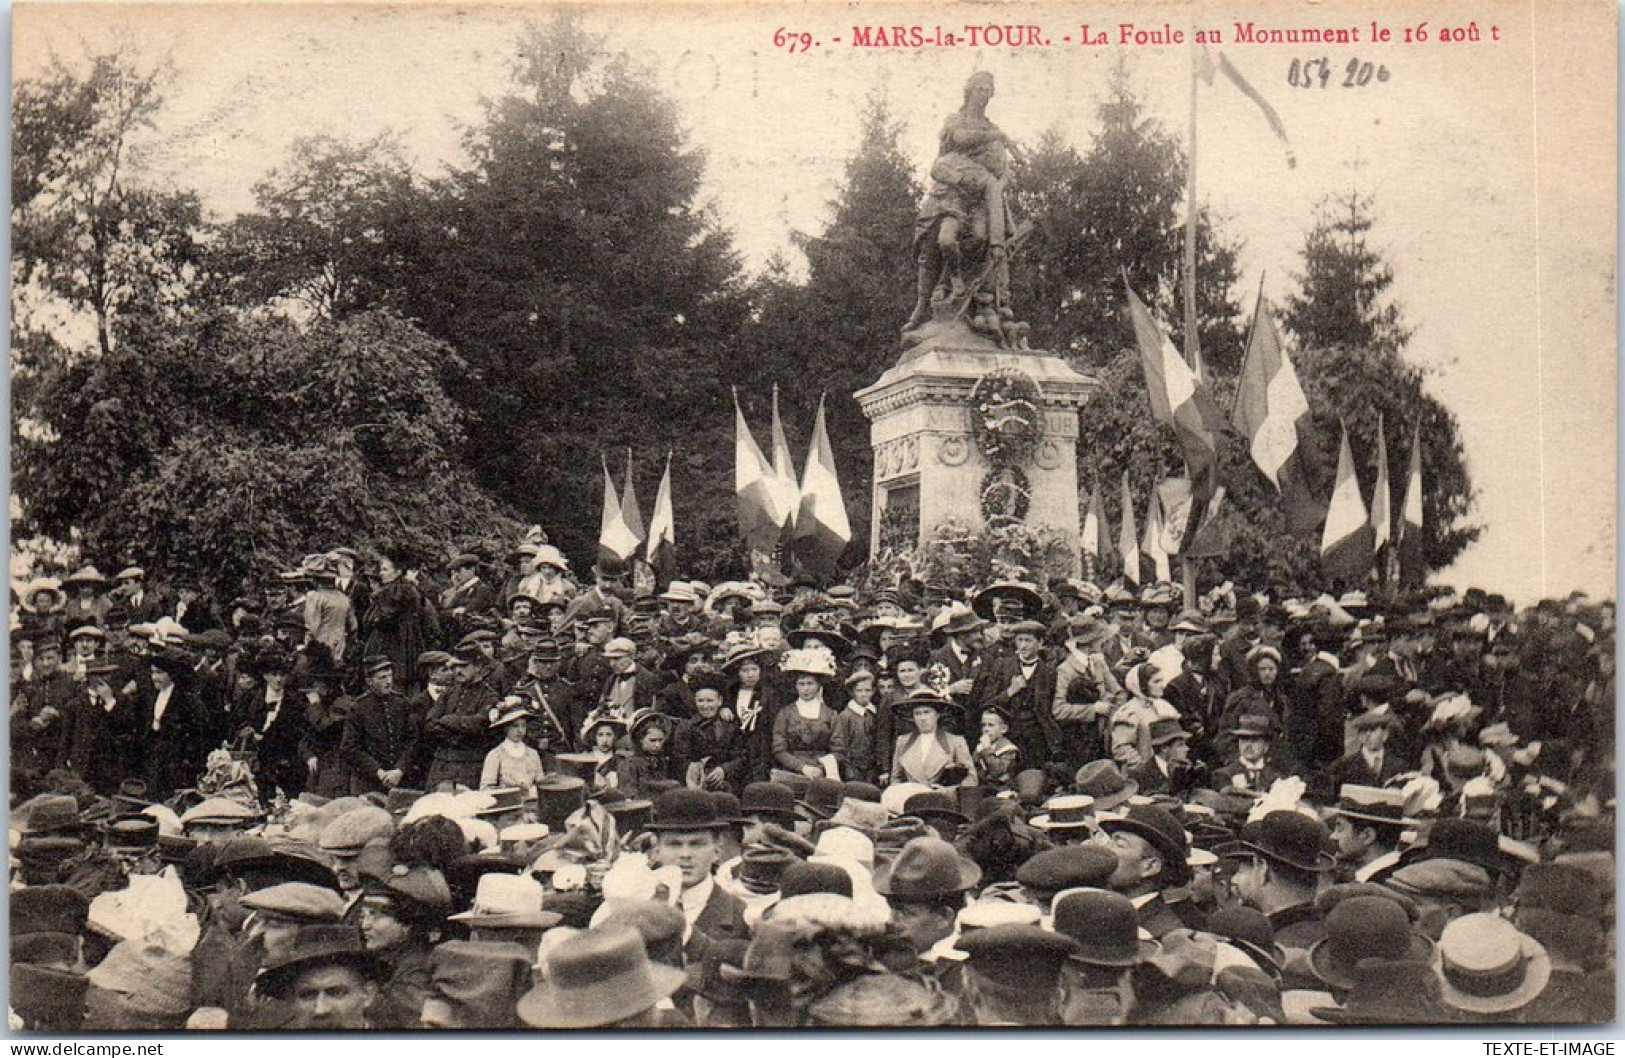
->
<box><xmin>831</xmin><ymin>669</ymin><xmax>879</xmax><ymax>783</ymax></box>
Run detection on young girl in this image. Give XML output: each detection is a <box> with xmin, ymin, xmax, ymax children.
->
<box><xmin>480</xmin><ymin>698</ymin><xmax>546</xmax><ymax>791</ymax></box>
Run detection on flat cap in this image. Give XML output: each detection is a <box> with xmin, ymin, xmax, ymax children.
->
<box><xmin>319</xmin><ymin>806</ymin><xmax>394</xmax><ymax>854</ymax></box>
<box><xmin>1014</xmin><ymin>844</ymin><xmax>1118</xmax><ymax>894</ymax></box>
<box><xmin>241</xmin><ymin>882</ymin><xmax>347</xmax><ymax>923</ymax></box>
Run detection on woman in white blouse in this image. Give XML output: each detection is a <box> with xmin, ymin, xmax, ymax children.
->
<box><xmin>889</xmin><ymin>690</ymin><xmax>977</xmax><ymax>788</ymax></box>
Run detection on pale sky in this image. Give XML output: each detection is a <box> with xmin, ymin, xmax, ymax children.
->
<box><xmin>13</xmin><ymin>0</ymin><xmax>1615</xmax><ymax>604</ymax></box>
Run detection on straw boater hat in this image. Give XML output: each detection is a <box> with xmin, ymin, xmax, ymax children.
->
<box><xmin>1435</xmin><ymin>913</ymin><xmax>1551</xmax><ymax>1015</ymax></box>
<box><xmin>1029</xmin><ymin>795</ymin><xmax>1096</xmax><ymax>832</ymax></box>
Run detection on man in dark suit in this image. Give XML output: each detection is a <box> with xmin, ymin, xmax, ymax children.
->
<box><xmin>970</xmin><ymin>620</ymin><xmax>1062</xmax><ymax>769</ymax></box>
<box><xmin>1211</xmin><ymin>713</ymin><xmax>1293</xmax><ymax>795</ymax></box>
<box><xmin>342</xmin><ymin>656</ymin><xmax>415</xmax><ymax>794</ymax></box>
<box><xmin>234</xmin><ymin>648</ymin><xmax>310</xmax><ymax>804</ymax></box>
<box><xmin>1284</xmin><ymin>623</ymin><xmax>1348</xmax><ymax>775</ymax></box>
<box><xmin>592</xmin><ymin>638</ymin><xmax>660</xmax><ymax>721</ymax></box>
<box><xmin>1323</xmin><ymin>705</ymin><xmax>1410</xmax><ymax>797</ymax></box>
<box><xmin>140</xmin><ymin>651</ymin><xmax>207</xmax><ymax>798</ymax></box>
<box><xmin>929</xmin><ymin>608</ymin><xmax>986</xmax><ymax>705</ymax></box>
<box><xmin>508</xmin><ymin>639</ymin><xmax>578</xmax><ymax>752</ymax></box>
<box><xmin>646</xmin><ymin>789</ymin><xmax>749</xmax><ymax>1021</ymax></box>
<box><xmin>1099</xmin><ymin>805</ymin><xmax>1198</xmax><ymax>939</ymax></box>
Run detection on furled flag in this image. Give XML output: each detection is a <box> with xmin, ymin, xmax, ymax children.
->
<box><xmin>1196</xmin><ymin>45</ymin><xmax>1297</xmax><ymax>169</ymax></box>
<box><xmin>1156</xmin><ymin>477</ymin><xmax>1193</xmax><ymax>557</ymax></box>
<box><xmin>734</xmin><ymin>391</ymin><xmax>782</xmax><ymax>553</ymax></box>
<box><xmin>789</xmin><ymin>394</ymin><xmax>852</xmax><ymax>580</ymax></box>
<box><xmin>1232</xmin><ymin>290</ymin><xmax>1324</xmax><ymax>535</ymax></box>
<box><xmin>620</xmin><ymin>449</ymin><xmax>646</xmax><ymax>551</ymax></box>
<box><xmin>1183</xmin><ymin>486</ymin><xmax>1233</xmax><ymax>559</ymax></box>
<box><xmin>1119</xmin><ymin>476</ymin><xmax>1141</xmax><ymax>586</ymax></box>
<box><xmin>1320</xmin><ymin>423</ymin><xmax>1375</xmax><ymax>583</ymax></box>
<box><xmin>646</xmin><ymin>451</ymin><xmax>675</xmax><ymax>585</ymax></box>
<box><xmin>1125</xmin><ymin>281</ymin><xmax>1226</xmax><ymax>543</ymax></box>
<box><xmin>1370</xmin><ymin>413</ymin><xmax>1393</xmax><ymax>572</ymax></box>
<box><xmin>1081</xmin><ymin>482</ymin><xmax>1112</xmax><ymax>574</ymax></box>
<box><xmin>598</xmin><ymin>455</ymin><xmax>640</xmax><ymax>566</ymax></box>
<box><xmin>770</xmin><ymin>384</ymin><xmax>799</xmax><ymax>532</ymax></box>
<box><xmin>1398</xmin><ymin>420</ymin><xmax>1426</xmax><ymax>587</ymax></box>
<box><xmin>1142</xmin><ymin>483</ymin><xmax>1173</xmax><ymax>585</ymax></box>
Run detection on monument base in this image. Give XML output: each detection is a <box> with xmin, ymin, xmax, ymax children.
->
<box><xmin>855</xmin><ymin>335</ymin><xmax>1097</xmax><ymax>574</ymax></box>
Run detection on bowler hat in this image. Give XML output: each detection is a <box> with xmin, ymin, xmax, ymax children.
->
<box><xmin>871</xmin><ymin>836</ymin><xmax>980</xmax><ymax>900</ymax></box>
<box><xmin>1308</xmin><ymin>895</ymin><xmax>1434</xmax><ymax>991</ymax></box>
<box><xmin>1204</xmin><ymin>906</ymin><xmax>1285</xmax><ymax>978</ymax></box>
<box><xmin>738</xmin><ymin>782</ymin><xmax>801</xmax><ymax>825</ymax></box>
<box><xmin>1098</xmin><ymin>804</ymin><xmax>1192</xmax><ymax>885</ymax></box>
<box><xmin>1050</xmin><ymin>888</ymin><xmax>1157</xmax><ymax>967</ymax></box>
<box><xmin>1401</xmin><ymin>817</ymin><xmax>1509</xmax><ymax>877</ymax></box>
<box><xmin>518</xmin><ymin>925</ymin><xmax>687</xmax><ymax>1028</ymax></box>
<box><xmin>955</xmin><ymin>923</ymin><xmax>1081</xmax><ymax>989</ymax></box>
<box><xmin>902</xmin><ymin>790</ymin><xmax>968</xmax><ymax>826</ymax></box>
<box><xmin>1242</xmin><ymin>810</ymin><xmax>1337</xmax><ymax>874</ymax></box>
<box><xmin>1310</xmin><ymin>957</ymin><xmax>1451</xmax><ymax>1024</ymax></box>
<box><xmin>645</xmin><ymin>787</ymin><xmax>731</xmax><ymax>832</ymax></box>
<box><xmin>797</xmin><ymin>778</ymin><xmax>844</xmax><ymax>820</ymax></box>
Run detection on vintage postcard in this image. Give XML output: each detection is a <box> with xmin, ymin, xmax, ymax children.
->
<box><xmin>7</xmin><ymin>0</ymin><xmax>1615</xmax><ymax>1035</ymax></box>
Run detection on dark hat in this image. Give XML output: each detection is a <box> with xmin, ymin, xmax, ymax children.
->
<box><xmin>898</xmin><ymin>688</ymin><xmax>957</xmax><ymax>716</ymax></box>
<box><xmin>1308</xmin><ymin>895</ymin><xmax>1434</xmax><ymax>991</ymax></box>
<box><xmin>532</xmin><ymin>775</ymin><xmax>586</xmax><ymax>833</ymax></box>
<box><xmin>257</xmin><ymin>924</ymin><xmax>384</xmax><ymax>996</ymax></box>
<box><xmin>11</xmin><ymin>885</ymin><xmax>91</xmax><ymax>959</ymax></box>
<box><xmin>1516</xmin><ymin>863</ymin><xmax>1603</xmax><ymax>918</ymax></box>
<box><xmin>971</xmin><ymin>582</ymin><xmax>1044</xmax><ymax>622</ymax></box>
<box><xmin>363</xmin><ymin>866</ymin><xmax>453</xmax><ymax>925</ymax></box>
<box><xmin>527</xmin><ymin>638</ymin><xmax>564</xmax><ymax>662</ymax></box>
<box><xmin>805</xmin><ymin>973</ymin><xmax>957</xmax><ymax>1027</ymax></box>
<box><xmin>1050</xmin><ymin>888</ymin><xmax>1156</xmax><ymax>967</ymax></box>
<box><xmin>361</xmin><ymin>655</ymin><xmax>393</xmax><ymax>676</ymax></box>
<box><xmin>104</xmin><ymin>815</ymin><xmax>159</xmax><ymax>852</ymax></box>
<box><xmin>447</xmin><ymin>553</ymin><xmax>481</xmax><ymax>572</ymax></box>
<box><xmin>645</xmin><ymin>788</ymin><xmax>731</xmax><ymax>832</ymax></box>
<box><xmin>518</xmin><ymin>924</ymin><xmax>686</xmax><ymax>1028</ymax></box>
<box><xmin>17</xmin><ymin>794</ymin><xmax>84</xmax><ymax>836</ymax></box>
<box><xmin>1098</xmin><ymin>804</ymin><xmax>1191</xmax><ymax>885</ymax></box>
<box><xmin>1310</xmin><ymin>956</ymin><xmax>1451</xmax><ymax>1024</ymax></box>
<box><xmin>1071</xmin><ymin>761</ymin><xmax>1138</xmax><ymax>811</ymax></box>
<box><xmin>1403</xmin><ymin>818</ymin><xmax>1509</xmax><ymax>877</ymax></box>
<box><xmin>416</xmin><ymin>650</ymin><xmax>455</xmax><ymax>672</ymax></box>
<box><xmin>1228</xmin><ymin>713</ymin><xmax>1277</xmax><ymax>740</ymax></box>
<box><xmin>955</xmin><ymin>923</ymin><xmax>1081</xmax><ymax>989</ymax></box>
<box><xmin>779</xmin><ymin>861</ymin><xmax>853</xmax><ymax>900</ymax></box>
<box><xmin>872</xmin><ymin>836</ymin><xmax>981</xmax><ymax>900</ymax></box>
<box><xmin>1242</xmin><ymin>810</ymin><xmax>1337</xmax><ymax>874</ymax></box>
<box><xmin>1015</xmin><ymin>845</ymin><xmax>1117</xmax><ymax>896</ymax></box>
<box><xmin>1350</xmin><ymin>704</ymin><xmax>1404</xmax><ymax>730</ymax></box>
<box><xmin>797</xmin><ymin>777</ymin><xmax>844</xmax><ymax>820</ymax></box>
<box><xmin>840</xmin><ymin>781</ymin><xmax>883</xmax><ymax>804</ymax></box>
<box><xmin>738</xmin><ymin>782</ymin><xmax>801</xmax><ymax>825</ymax></box>
<box><xmin>1204</xmin><ymin>906</ymin><xmax>1285</xmax><ymax>978</ymax></box>
<box><xmin>1147</xmin><ymin>717</ymin><xmax>1190</xmax><ymax>747</ymax></box>
<box><xmin>902</xmin><ymin>790</ymin><xmax>969</xmax><ymax>827</ymax></box>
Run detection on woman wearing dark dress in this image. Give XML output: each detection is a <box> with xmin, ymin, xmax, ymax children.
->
<box><xmin>770</xmin><ymin>648</ymin><xmax>840</xmax><ymax>785</ymax></box>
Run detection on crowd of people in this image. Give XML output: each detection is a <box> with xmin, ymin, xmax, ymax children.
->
<box><xmin>6</xmin><ymin>532</ymin><xmax>1615</xmax><ymax>1029</ymax></box>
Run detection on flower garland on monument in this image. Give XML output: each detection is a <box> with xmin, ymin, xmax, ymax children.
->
<box><xmin>969</xmin><ymin>367</ymin><xmax>1041</xmax><ymax>527</ymax></box>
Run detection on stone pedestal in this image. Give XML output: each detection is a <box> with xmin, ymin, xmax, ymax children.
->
<box><xmin>854</xmin><ymin>338</ymin><xmax>1096</xmax><ymax>571</ymax></box>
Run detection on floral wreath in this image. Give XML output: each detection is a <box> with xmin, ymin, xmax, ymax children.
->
<box><xmin>980</xmin><ymin>465</ymin><xmax>1032</xmax><ymax>528</ymax></box>
<box><xmin>969</xmin><ymin>367</ymin><xmax>1042</xmax><ymax>466</ymax></box>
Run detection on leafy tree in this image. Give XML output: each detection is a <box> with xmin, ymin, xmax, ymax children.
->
<box><xmin>213</xmin><ymin>133</ymin><xmax>428</xmax><ymax>319</ymax></box>
<box><xmin>1012</xmin><ymin>65</ymin><xmax>1244</xmax><ymax>369</ymax></box>
<box><xmin>11</xmin><ymin>50</ymin><xmax>206</xmax><ymax>357</ymax></box>
<box><xmin>14</xmin><ymin>309</ymin><xmax>520</xmax><ymax>593</ymax></box>
<box><xmin>395</xmin><ymin>15</ymin><xmax>751</xmax><ymax>575</ymax></box>
<box><xmin>1282</xmin><ymin>191</ymin><xmax>1412</xmax><ymax>354</ymax></box>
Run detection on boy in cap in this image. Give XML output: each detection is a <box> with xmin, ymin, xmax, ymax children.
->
<box><xmin>830</xmin><ymin>669</ymin><xmax>880</xmax><ymax>784</ymax></box>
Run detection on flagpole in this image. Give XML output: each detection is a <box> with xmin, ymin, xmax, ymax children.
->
<box><xmin>1184</xmin><ymin>38</ymin><xmax>1203</xmax><ymax>383</ymax></box>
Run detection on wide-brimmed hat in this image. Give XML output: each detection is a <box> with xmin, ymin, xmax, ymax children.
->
<box><xmin>971</xmin><ymin>582</ymin><xmax>1044</xmax><ymax>622</ymax></box>
<box><xmin>517</xmin><ymin>924</ymin><xmax>686</xmax><ymax>1028</ymax></box>
<box><xmin>897</xmin><ymin>688</ymin><xmax>957</xmax><ymax>718</ymax></box>
<box><xmin>718</xmin><ymin>641</ymin><xmax>772</xmax><ymax>672</ymax></box>
<box><xmin>1098</xmin><ymin>804</ymin><xmax>1191</xmax><ymax>885</ymax></box>
<box><xmin>447</xmin><ymin>873</ymin><xmax>562</xmax><ymax>930</ymax></box>
<box><xmin>805</xmin><ymin>972</ymin><xmax>957</xmax><ymax>1027</ymax></box>
<box><xmin>1350</xmin><ymin>704</ymin><xmax>1404</xmax><ymax>730</ymax></box>
<box><xmin>780</xmin><ymin>647</ymin><xmax>837</xmax><ymax>678</ymax></box>
<box><xmin>872</xmin><ymin>836</ymin><xmax>980</xmax><ymax>900</ymax></box>
<box><xmin>487</xmin><ymin>699</ymin><xmax>536</xmax><ymax>729</ymax></box>
<box><xmin>933</xmin><ymin>605</ymin><xmax>987</xmax><ymax>638</ymax></box>
<box><xmin>1308</xmin><ymin>895</ymin><xmax>1434</xmax><ymax>991</ymax></box>
<box><xmin>1029</xmin><ymin>794</ymin><xmax>1097</xmax><ymax>831</ymax></box>
<box><xmin>1070</xmin><ymin>761</ymin><xmax>1138</xmax><ymax>811</ymax></box>
<box><xmin>62</xmin><ymin>566</ymin><xmax>110</xmax><ymax>589</ymax></box>
<box><xmin>1435</xmin><ymin>914</ymin><xmax>1551</xmax><ymax>1015</ymax></box>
